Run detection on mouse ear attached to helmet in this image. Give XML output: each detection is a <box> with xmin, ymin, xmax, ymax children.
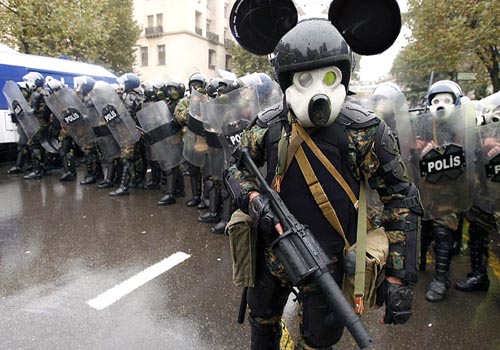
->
<box><xmin>328</xmin><ymin>0</ymin><xmax>401</xmax><ymax>55</ymax></box>
<box><xmin>229</xmin><ymin>0</ymin><xmax>298</xmax><ymax>56</ymax></box>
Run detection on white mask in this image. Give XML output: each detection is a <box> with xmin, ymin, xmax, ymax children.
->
<box><xmin>285</xmin><ymin>66</ymin><xmax>346</xmax><ymax>128</ymax></box>
<box><xmin>429</xmin><ymin>92</ymin><xmax>455</xmax><ymax>119</ymax></box>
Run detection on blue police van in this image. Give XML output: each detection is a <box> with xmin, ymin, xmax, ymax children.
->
<box><xmin>0</xmin><ymin>47</ymin><xmax>117</xmax><ymax>161</ymax></box>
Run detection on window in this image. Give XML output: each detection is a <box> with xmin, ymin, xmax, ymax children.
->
<box><xmin>208</xmin><ymin>49</ymin><xmax>216</xmax><ymax>69</ymax></box>
<box><xmin>158</xmin><ymin>45</ymin><xmax>165</xmax><ymax>65</ymax></box>
<box><xmin>141</xmin><ymin>47</ymin><xmax>148</xmax><ymax>67</ymax></box>
<box><xmin>147</xmin><ymin>15</ymin><xmax>154</xmax><ymax>28</ymax></box>
<box><xmin>156</xmin><ymin>13</ymin><xmax>163</xmax><ymax>28</ymax></box>
<box><xmin>195</xmin><ymin>11</ymin><xmax>202</xmax><ymax>35</ymax></box>
<box><xmin>225</xmin><ymin>55</ymin><xmax>232</xmax><ymax>71</ymax></box>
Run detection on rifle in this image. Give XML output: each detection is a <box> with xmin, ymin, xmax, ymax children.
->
<box><xmin>234</xmin><ymin>147</ymin><xmax>373</xmax><ymax>349</ymax></box>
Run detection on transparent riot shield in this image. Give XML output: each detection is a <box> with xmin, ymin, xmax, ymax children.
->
<box><xmin>84</xmin><ymin>101</ymin><xmax>121</xmax><ymax>162</ymax></box>
<box><xmin>88</xmin><ymin>81</ymin><xmax>140</xmax><ymax>149</ymax></box>
<box><xmin>239</xmin><ymin>73</ymin><xmax>283</xmax><ymax>113</ymax></box>
<box><xmin>477</xmin><ymin>115</ymin><xmax>500</xmax><ymax>209</ymax></box>
<box><xmin>45</xmin><ymin>87</ymin><xmax>95</xmax><ymax>147</ymax></box>
<box><xmin>2</xmin><ymin>80</ymin><xmax>40</xmax><ymax>139</ymax></box>
<box><xmin>201</xmin><ymin>102</ymin><xmax>226</xmax><ymax>179</ymax></box>
<box><xmin>136</xmin><ymin>100</ymin><xmax>184</xmax><ymax>170</ymax></box>
<box><xmin>204</xmin><ymin>87</ymin><xmax>260</xmax><ymax>173</ymax></box>
<box><xmin>397</xmin><ymin>102</ymin><xmax>476</xmax><ymax>219</ymax></box>
<box><xmin>183</xmin><ymin>89</ymin><xmax>208</xmax><ymax>167</ymax></box>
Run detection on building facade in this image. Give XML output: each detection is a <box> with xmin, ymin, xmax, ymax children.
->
<box><xmin>132</xmin><ymin>0</ymin><xmax>236</xmax><ymax>85</ymax></box>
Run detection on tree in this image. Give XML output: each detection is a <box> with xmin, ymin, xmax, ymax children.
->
<box><xmin>391</xmin><ymin>0</ymin><xmax>499</xmax><ymax>101</ymax></box>
<box><xmin>227</xmin><ymin>41</ymin><xmax>275</xmax><ymax>78</ymax></box>
<box><xmin>0</xmin><ymin>0</ymin><xmax>140</xmax><ymax>74</ymax></box>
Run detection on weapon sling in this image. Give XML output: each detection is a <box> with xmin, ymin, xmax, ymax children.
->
<box><xmin>283</xmin><ymin>123</ymin><xmax>371</xmax><ymax>314</ymax></box>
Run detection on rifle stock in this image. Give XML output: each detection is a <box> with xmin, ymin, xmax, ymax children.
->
<box><xmin>235</xmin><ymin>148</ymin><xmax>373</xmax><ymax>349</ymax></box>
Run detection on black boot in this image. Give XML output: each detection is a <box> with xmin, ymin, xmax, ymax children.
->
<box><xmin>145</xmin><ymin>161</ymin><xmax>161</xmax><ymax>190</ymax></box>
<box><xmin>456</xmin><ymin>228</ymin><xmax>490</xmax><ymax>292</ymax></box>
<box><xmin>173</xmin><ymin>167</ymin><xmax>185</xmax><ymax>197</ymax></box>
<box><xmin>211</xmin><ymin>188</ymin><xmax>232</xmax><ymax>234</ymax></box>
<box><xmin>109</xmin><ymin>159</ymin><xmax>131</xmax><ymax>196</ymax></box>
<box><xmin>97</xmin><ymin>161</ymin><xmax>116</xmax><ymax>189</ymax></box>
<box><xmin>59</xmin><ymin>154</ymin><xmax>76</xmax><ymax>182</ymax></box>
<box><xmin>186</xmin><ymin>168</ymin><xmax>202</xmax><ymax>207</ymax></box>
<box><xmin>419</xmin><ymin>220</ymin><xmax>433</xmax><ymax>271</ymax></box>
<box><xmin>24</xmin><ymin>149</ymin><xmax>43</xmax><ymax>180</ymax></box>
<box><xmin>8</xmin><ymin>145</ymin><xmax>26</xmax><ymax>174</ymax></box>
<box><xmin>199</xmin><ymin>179</ymin><xmax>220</xmax><ymax>223</ymax></box>
<box><xmin>249</xmin><ymin>316</ymin><xmax>281</xmax><ymax>350</ymax></box>
<box><xmin>426</xmin><ymin>224</ymin><xmax>453</xmax><ymax>302</ymax></box>
<box><xmin>157</xmin><ymin>169</ymin><xmax>176</xmax><ymax>205</ymax></box>
<box><xmin>80</xmin><ymin>154</ymin><xmax>97</xmax><ymax>185</ymax></box>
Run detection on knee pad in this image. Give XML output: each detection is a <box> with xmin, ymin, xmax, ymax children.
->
<box><xmin>432</xmin><ymin>224</ymin><xmax>454</xmax><ymax>244</ymax></box>
<box><xmin>301</xmin><ymin>290</ymin><xmax>344</xmax><ymax>348</ymax></box>
<box><xmin>247</xmin><ymin>266</ymin><xmax>291</xmax><ymax>320</ymax></box>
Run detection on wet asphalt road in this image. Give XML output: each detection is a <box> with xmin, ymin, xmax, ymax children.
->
<box><xmin>1</xmin><ymin>164</ymin><xmax>500</xmax><ymax>350</ymax></box>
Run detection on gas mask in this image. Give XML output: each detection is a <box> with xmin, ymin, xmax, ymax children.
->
<box><xmin>484</xmin><ymin>106</ymin><xmax>500</xmax><ymax>125</ymax></box>
<box><xmin>429</xmin><ymin>92</ymin><xmax>455</xmax><ymax>119</ymax></box>
<box><xmin>285</xmin><ymin>66</ymin><xmax>346</xmax><ymax>128</ymax></box>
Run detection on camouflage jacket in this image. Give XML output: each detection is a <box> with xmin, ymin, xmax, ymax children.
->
<box><xmin>226</xmin><ymin>111</ymin><xmax>420</xmax><ymax>276</ymax></box>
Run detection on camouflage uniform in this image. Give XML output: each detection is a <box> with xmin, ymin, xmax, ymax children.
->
<box><xmin>24</xmin><ymin>87</ymin><xmax>51</xmax><ymax>179</ymax></box>
<box><xmin>174</xmin><ymin>94</ymin><xmax>204</xmax><ymax>207</ymax></box>
<box><xmin>109</xmin><ymin>89</ymin><xmax>143</xmax><ymax>196</ymax></box>
<box><xmin>226</xmin><ymin>106</ymin><xmax>421</xmax><ymax>349</ymax></box>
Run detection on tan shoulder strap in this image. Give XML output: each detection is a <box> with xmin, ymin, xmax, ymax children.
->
<box><xmin>295</xmin><ymin>145</ymin><xmax>351</xmax><ymax>249</ymax></box>
<box><xmin>295</xmin><ymin>124</ymin><xmax>358</xmax><ymax>208</ymax></box>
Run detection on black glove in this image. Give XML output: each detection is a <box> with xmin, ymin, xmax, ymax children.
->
<box><xmin>248</xmin><ymin>194</ymin><xmax>280</xmax><ymax>242</ymax></box>
<box><xmin>376</xmin><ymin>280</ymin><xmax>414</xmax><ymax>325</ymax></box>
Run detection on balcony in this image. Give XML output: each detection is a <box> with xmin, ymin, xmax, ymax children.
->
<box><xmin>195</xmin><ymin>27</ymin><xmax>203</xmax><ymax>36</ymax></box>
<box><xmin>145</xmin><ymin>26</ymin><xmax>163</xmax><ymax>38</ymax></box>
<box><xmin>224</xmin><ymin>38</ymin><xmax>233</xmax><ymax>49</ymax></box>
<box><xmin>206</xmin><ymin>31</ymin><xmax>219</xmax><ymax>44</ymax></box>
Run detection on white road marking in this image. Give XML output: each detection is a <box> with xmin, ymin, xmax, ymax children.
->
<box><xmin>87</xmin><ymin>251</ymin><xmax>191</xmax><ymax>310</ymax></box>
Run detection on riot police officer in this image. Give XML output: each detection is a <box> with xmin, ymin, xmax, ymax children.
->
<box><xmin>455</xmin><ymin>92</ymin><xmax>500</xmax><ymax>292</ymax></box>
<box><xmin>74</xmin><ymin>76</ymin><xmax>104</xmax><ymax>185</ymax></box>
<box><xmin>225</xmin><ymin>17</ymin><xmax>420</xmax><ymax>349</ymax></box>
<box><xmin>45</xmin><ymin>76</ymin><xmax>78</xmax><ymax>182</ymax></box>
<box><xmin>110</xmin><ymin>73</ymin><xmax>144</xmax><ymax>196</ymax></box>
<box><xmin>174</xmin><ymin>72</ymin><xmax>208</xmax><ymax>207</ymax></box>
<box><xmin>415</xmin><ymin>80</ymin><xmax>470</xmax><ymax>302</ymax></box>
<box><xmin>157</xmin><ymin>80</ymin><xmax>187</xmax><ymax>205</ymax></box>
<box><xmin>6</xmin><ymin>82</ymin><xmax>31</xmax><ymax>175</ymax></box>
<box><xmin>22</xmin><ymin>72</ymin><xmax>51</xmax><ymax>180</ymax></box>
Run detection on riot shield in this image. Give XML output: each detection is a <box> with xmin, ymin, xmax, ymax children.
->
<box><xmin>239</xmin><ymin>73</ymin><xmax>284</xmax><ymax>113</ymax></box>
<box><xmin>397</xmin><ymin>102</ymin><xmax>476</xmax><ymax>219</ymax></box>
<box><xmin>136</xmin><ymin>100</ymin><xmax>184</xmax><ymax>170</ymax></box>
<box><xmin>204</xmin><ymin>87</ymin><xmax>260</xmax><ymax>173</ymax></box>
<box><xmin>477</xmin><ymin>112</ymin><xmax>500</xmax><ymax>210</ymax></box>
<box><xmin>201</xmin><ymin>102</ymin><xmax>225</xmax><ymax>178</ymax></box>
<box><xmin>2</xmin><ymin>80</ymin><xmax>40</xmax><ymax>139</ymax></box>
<box><xmin>183</xmin><ymin>89</ymin><xmax>208</xmax><ymax>167</ymax></box>
<box><xmin>84</xmin><ymin>102</ymin><xmax>121</xmax><ymax>162</ymax></box>
<box><xmin>45</xmin><ymin>87</ymin><xmax>95</xmax><ymax>147</ymax></box>
<box><xmin>88</xmin><ymin>81</ymin><xmax>140</xmax><ymax>149</ymax></box>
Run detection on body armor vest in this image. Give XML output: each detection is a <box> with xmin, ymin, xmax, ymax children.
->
<box><xmin>265</xmin><ymin>109</ymin><xmax>376</xmax><ymax>256</ymax></box>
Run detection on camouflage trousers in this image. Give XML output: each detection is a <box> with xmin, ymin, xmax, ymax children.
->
<box><xmin>247</xmin><ymin>246</ymin><xmax>344</xmax><ymax>350</ymax></box>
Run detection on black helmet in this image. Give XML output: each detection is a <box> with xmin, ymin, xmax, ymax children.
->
<box><xmin>206</xmin><ymin>78</ymin><xmax>223</xmax><ymax>98</ymax></box>
<box><xmin>270</xmin><ymin>18</ymin><xmax>353</xmax><ymax>93</ymax></box>
<box><xmin>218</xmin><ymin>79</ymin><xmax>242</xmax><ymax>95</ymax></box>
<box><xmin>143</xmin><ymin>82</ymin><xmax>155</xmax><ymax>101</ymax></box>
<box><xmin>163</xmin><ymin>81</ymin><xmax>186</xmax><ymax>101</ymax></box>
<box><xmin>188</xmin><ymin>72</ymin><xmax>207</xmax><ymax>92</ymax></box>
